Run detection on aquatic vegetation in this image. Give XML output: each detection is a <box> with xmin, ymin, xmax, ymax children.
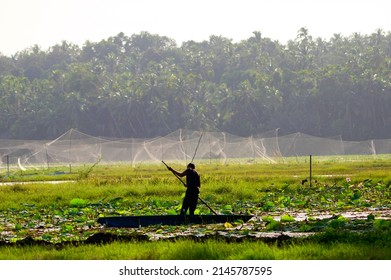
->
<box><xmin>0</xmin><ymin>159</ymin><xmax>390</xmax><ymax>259</ymax></box>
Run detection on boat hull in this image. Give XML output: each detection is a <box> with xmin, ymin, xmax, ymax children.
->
<box><xmin>97</xmin><ymin>214</ymin><xmax>253</xmax><ymax>228</ymax></box>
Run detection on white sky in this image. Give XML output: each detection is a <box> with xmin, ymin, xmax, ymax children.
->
<box><xmin>1</xmin><ymin>0</ymin><xmax>390</xmax><ymax>56</ymax></box>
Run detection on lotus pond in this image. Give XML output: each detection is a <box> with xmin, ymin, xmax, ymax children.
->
<box><xmin>0</xmin><ymin>157</ymin><xmax>391</xmax><ymax>259</ymax></box>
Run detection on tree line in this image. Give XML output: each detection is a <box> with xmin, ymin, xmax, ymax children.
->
<box><xmin>0</xmin><ymin>28</ymin><xmax>390</xmax><ymax>140</ymax></box>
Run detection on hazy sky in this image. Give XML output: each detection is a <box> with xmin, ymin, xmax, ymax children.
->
<box><xmin>1</xmin><ymin>0</ymin><xmax>390</xmax><ymax>56</ymax></box>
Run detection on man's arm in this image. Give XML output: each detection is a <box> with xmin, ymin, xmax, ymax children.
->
<box><xmin>168</xmin><ymin>167</ymin><xmax>187</xmax><ymax>177</ymax></box>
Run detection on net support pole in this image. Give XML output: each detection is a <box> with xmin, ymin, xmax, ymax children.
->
<box><xmin>310</xmin><ymin>154</ymin><xmax>312</xmax><ymax>188</ymax></box>
<box><xmin>45</xmin><ymin>144</ymin><xmax>49</xmax><ymax>169</ymax></box>
<box><xmin>6</xmin><ymin>155</ymin><xmax>10</xmax><ymax>177</ymax></box>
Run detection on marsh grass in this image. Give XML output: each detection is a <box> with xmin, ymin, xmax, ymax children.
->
<box><xmin>1</xmin><ymin>158</ymin><xmax>391</xmax><ymax>211</ymax></box>
<box><xmin>1</xmin><ymin>239</ymin><xmax>390</xmax><ymax>260</ymax></box>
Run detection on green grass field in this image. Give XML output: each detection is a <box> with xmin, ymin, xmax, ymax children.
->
<box><xmin>0</xmin><ymin>156</ymin><xmax>390</xmax><ymax>259</ymax></box>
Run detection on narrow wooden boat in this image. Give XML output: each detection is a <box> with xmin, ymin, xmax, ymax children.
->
<box><xmin>97</xmin><ymin>214</ymin><xmax>253</xmax><ymax>228</ymax></box>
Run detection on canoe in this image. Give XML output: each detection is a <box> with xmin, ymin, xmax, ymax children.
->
<box><xmin>97</xmin><ymin>214</ymin><xmax>253</xmax><ymax>228</ymax></box>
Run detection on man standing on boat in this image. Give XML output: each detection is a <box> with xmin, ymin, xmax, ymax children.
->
<box><xmin>167</xmin><ymin>163</ymin><xmax>200</xmax><ymax>215</ymax></box>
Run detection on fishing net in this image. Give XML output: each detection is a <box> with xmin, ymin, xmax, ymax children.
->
<box><xmin>1</xmin><ymin>128</ymin><xmax>391</xmax><ymax>169</ymax></box>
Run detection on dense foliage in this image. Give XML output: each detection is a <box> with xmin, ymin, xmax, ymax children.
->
<box><xmin>1</xmin><ymin>28</ymin><xmax>390</xmax><ymax>140</ymax></box>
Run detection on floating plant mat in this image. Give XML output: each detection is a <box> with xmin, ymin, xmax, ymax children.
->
<box><xmin>257</xmin><ymin>209</ymin><xmax>391</xmax><ymax>221</ymax></box>
<box><xmin>1</xmin><ymin>207</ymin><xmax>390</xmax><ymax>245</ymax></box>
